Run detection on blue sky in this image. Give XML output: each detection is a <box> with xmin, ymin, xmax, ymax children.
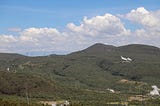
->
<box><xmin>0</xmin><ymin>0</ymin><xmax>160</xmax><ymax>34</ymax></box>
<box><xmin>0</xmin><ymin>0</ymin><xmax>160</xmax><ymax>55</ymax></box>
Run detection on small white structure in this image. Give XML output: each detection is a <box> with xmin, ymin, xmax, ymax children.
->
<box><xmin>121</xmin><ymin>56</ymin><xmax>132</xmax><ymax>62</ymax></box>
<box><xmin>127</xmin><ymin>57</ymin><xmax>132</xmax><ymax>61</ymax></box>
<box><xmin>121</xmin><ymin>56</ymin><xmax>128</xmax><ymax>61</ymax></box>
<box><xmin>55</xmin><ymin>101</ymin><xmax>69</xmax><ymax>106</ymax></box>
<box><xmin>107</xmin><ymin>88</ymin><xmax>115</xmax><ymax>93</ymax></box>
<box><xmin>150</xmin><ymin>85</ymin><xmax>160</xmax><ymax>96</ymax></box>
<box><xmin>64</xmin><ymin>101</ymin><xmax>69</xmax><ymax>105</ymax></box>
<box><xmin>6</xmin><ymin>67</ymin><xmax>10</xmax><ymax>71</ymax></box>
<box><xmin>52</xmin><ymin>103</ymin><xmax>56</xmax><ymax>106</ymax></box>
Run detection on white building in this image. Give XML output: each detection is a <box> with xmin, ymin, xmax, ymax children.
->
<box><xmin>121</xmin><ymin>56</ymin><xmax>132</xmax><ymax>62</ymax></box>
<box><xmin>150</xmin><ymin>85</ymin><xmax>160</xmax><ymax>96</ymax></box>
<box><xmin>52</xmin><ymin>104</ymin><xmax>56</xmax><ymax>106</ymax></box>
<box><xmin>107</xmin><ymin>88</ymin><xmax>115</xmax><ymax>93</ymax></box>
<box><xmin>7</xmin><ymin>67</ymin><xmax>10</xmax><ymax>71</ymax></box>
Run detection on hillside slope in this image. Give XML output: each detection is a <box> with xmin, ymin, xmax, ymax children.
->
<box><xmin>0</xmin><ymin>43</ymin><xmax>160</xmax><ymax>105</ymax></box>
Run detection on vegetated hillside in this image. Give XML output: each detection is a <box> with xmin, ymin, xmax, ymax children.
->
<box><xmin>0</xmin><ymin>71</ymin><xmax>56</xmax><ymax>97</ymax></box>
<box><xmin>0</xmin><ymin>53</ymin><xmax>24</xmax><ymax>59</ymax></box>
<box><xmin>0</xmin><ymin>43</ymin><xmax>160</xmax><ymax>105</ymax></box>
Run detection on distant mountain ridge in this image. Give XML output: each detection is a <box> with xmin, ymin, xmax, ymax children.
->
<box><xmin>85</xmin><ymin>43</ymin><xmax>160</xmax><ymax>53</ymax></box>
<box><xmin>84</xmin><ymin>43</ymin><xmax>116</xmax><ymax>52</ymax></box>
<box><xmin>0</xmin><ymin>43</ymin><xmax>159</xmax><ymax>57</ymax></box>
<box><xmin>118</xmin><ymin>44</ymin><xmax>160</xmax><ymax>54</ymax></box>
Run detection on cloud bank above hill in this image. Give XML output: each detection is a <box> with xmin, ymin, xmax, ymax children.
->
<box><xmin>0</xmin><ymin>7</ymin><xmax>160</xmax><ymax>55</ymax></box>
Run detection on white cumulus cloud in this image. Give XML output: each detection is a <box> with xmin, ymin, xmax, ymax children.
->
<box><xmin>0</xmin><ymin>7</ymin><xmax>160</xmax><ymax>55</ymax></box>
<box><xmin>120</xmin><ymin>7</ymin><xmax>160</xmax><ymax>47</ymax></box>
<box><xmin>67</xmin><ymin>14</ymin><xmax>130</xmax><ymax>37</ymax></box>
<box><xmin>65</xmin><ymin>13</ymin><xmax>131</xmax><ymax>49</ymax></box>
<box><xmin>122</xmin><ymin>7</ymin><xmax>160</xmax><ymax>28</ymax></box>
<box><xmin>0</xmin><ymin>28</ymin><xmax>68</xmax><ymax>54</ymax></box>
